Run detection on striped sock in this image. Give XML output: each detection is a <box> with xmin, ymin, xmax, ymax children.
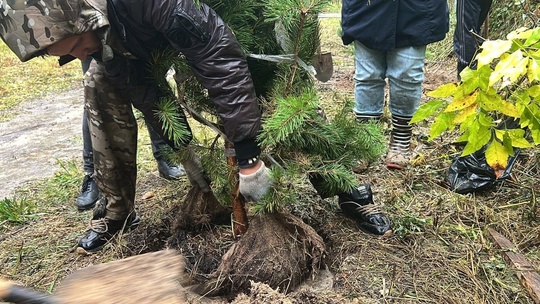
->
<box><xmin>390</xmin><ymin>114</ymin><xmax>412</xmax><ymax>152</ymax></box>
<box><xmin>355</xmin><ymin>113</ymin><xmax>381</xmax><ymax>123</ymax></box>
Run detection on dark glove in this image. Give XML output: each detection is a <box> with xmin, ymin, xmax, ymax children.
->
<box><xmin>239</xmin><ymin>160</ymin><xmax>273</xmax><ymax>202</ymax></box>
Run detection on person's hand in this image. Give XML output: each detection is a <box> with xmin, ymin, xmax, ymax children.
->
<box><xmin>239</xmin><ymin>160</ymin><xmax>273</xmax><ymax>202</ymax></box>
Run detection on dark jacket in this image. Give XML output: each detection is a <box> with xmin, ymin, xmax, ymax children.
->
<box><xmin>106</xmin><ymin>0</ymin><xmax>261</xmax><ymax>159</ymax></box>
<box><xmin>341</xmin><ymin>0</ymin><xmax>449</xmax><ymax>51</ymax></box>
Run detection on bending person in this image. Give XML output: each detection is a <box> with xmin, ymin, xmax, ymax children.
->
<box><xmin>1</xmin><ymin>0</ymin><xmax>391</xmax><ymax>254</ymax></box>
<box><xmin>76</xmin><ymin>58</ymin><xmax>185</xmax><ymax>211</ymax></box>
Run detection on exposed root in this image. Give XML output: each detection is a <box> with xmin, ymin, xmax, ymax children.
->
<box><xmin>192</xmin><ymin>211</ymin><xmax>326</xmax><ymax>297</ymax></box>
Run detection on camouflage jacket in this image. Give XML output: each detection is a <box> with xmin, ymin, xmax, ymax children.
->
<box><xmin>0</xmin><ymin>0</ymin><xmax>261</xmax><ymax>160</ymax></box>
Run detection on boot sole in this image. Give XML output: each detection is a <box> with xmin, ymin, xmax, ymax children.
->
<box><xmin>158</xmin><ymin>171</ymin><xmax>182</xmax><ymax>180</ymax></box>
<box><xmin>337</xmin><ymin>210</ymin><xmax>392</xmax><ymax>236</ymax></box>
<box><xmin>386</xmin><ymin>162</ymin><xmax>405</xmax><ymax>170</ymax></box>
<box><xmin>76</xmin><ymin>201</ymin><xmax>97</xmax><ymax>212</ymax></box>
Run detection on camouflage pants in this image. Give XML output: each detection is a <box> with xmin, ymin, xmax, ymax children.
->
<box><xmin>84</xmin><ymin>58</ymin><xmax>192</xmax><ymax>220</ymax></box>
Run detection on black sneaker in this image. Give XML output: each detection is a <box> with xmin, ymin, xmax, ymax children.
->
<box><xmin>337</xmin><ymin>184</ymin><xmax>391</xmax><ymax>235</ymax></box>
<box><xmin>157</xmin><ymin>159</ymin><xmax>186</xmax><ymax>180</ymax></box>
<box><xmin>77</xmin><ymin>198</ymin><xmax>140</xmax><ymax>253</ymax></box>
<box><xmin>75</xmin><ymin>174</ymin><xmax>100</xmax><ymax>211</ymax></box>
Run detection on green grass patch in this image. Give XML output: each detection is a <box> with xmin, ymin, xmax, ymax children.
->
<box><xmin>0</xmin><ymin>43</ymin><xmax>81</xmax><ymax>121</ymax></box>
<box><xmin>0</xmin><ymin>160</ymin><xmax>82</xmax><ymax>223</ymax></box>
<box><xmin>0</xmin><ymin>197</ymin><xmax>37</xmax><ymax>224</ymax></box>
<box><xmin>39</xmin><ymin>160</ymin><xmax>83</xmax><ymax>202</ymax></box>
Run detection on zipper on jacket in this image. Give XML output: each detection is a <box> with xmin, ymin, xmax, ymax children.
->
<box><xmin>175</xmin><ymin>11</ymin><xmax>210</xmax><ymax>44</ymax></box>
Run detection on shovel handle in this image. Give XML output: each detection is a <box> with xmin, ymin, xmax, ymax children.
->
<box><xmin>0</xmin><ymin>278</ymin><xmax>57</xmax><ymax>304</ymax></box>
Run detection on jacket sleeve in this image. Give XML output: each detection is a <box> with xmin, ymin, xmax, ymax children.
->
<box><xmin>146</xmin><ymin>0</ymin><xmax>261</xmax><ymax>161</ymax></box>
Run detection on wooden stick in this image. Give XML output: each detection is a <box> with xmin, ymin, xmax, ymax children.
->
<box><xmin>487</xmin><ymin>228</ymin><xmax>540</xmax><ymax>303</ymax></box>
<box><xmin>225</xmin><ymin>141</ymin><xmax>248</xmax><ymax>237</ymax></box>
<box><xmin>0</xmin><ymin>278</ymin><xmax>56</xmax><ymax>303</ymax></box>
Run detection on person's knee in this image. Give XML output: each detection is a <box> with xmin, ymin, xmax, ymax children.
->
<box><xmin>388</xmin><ymin>46</ymin><xmax>426</xmax><ymax>83</ymax></box>
<box><xmin>354</xmin><ymin>41</ymin><xmax>386</xmax><ymax>81</ymax></box>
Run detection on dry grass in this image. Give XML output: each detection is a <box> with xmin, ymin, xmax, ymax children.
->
<box><xmin>1</xmin><ymin>7</ymin><xmax>540</xmax><ymax>304</ymax></box>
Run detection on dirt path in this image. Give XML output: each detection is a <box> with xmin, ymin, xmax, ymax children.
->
<box><xmin>0</xmin><ymin>88</ymin><xmax>84</xmax><ymax>199</ymax></box>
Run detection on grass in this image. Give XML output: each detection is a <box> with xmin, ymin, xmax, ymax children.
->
<box><xmin>0</xmin><ymin>43</ymin><xmax>81</xmax><ymax>121</ymax></box>
<box><xmin>0</xmin><ymin>197</ymin><xmax>36</xmax><ymax>224</ymax></box>
<box><xmin>1</xmin><ymin>3</ymin><xmax>540</xmax><ymax>304</ymax></box>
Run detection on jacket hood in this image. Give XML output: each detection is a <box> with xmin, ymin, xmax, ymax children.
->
<box><xmin>0</xmin><ymin>0</ymin><xmax>109</xmax><ymax>62</ymax></box>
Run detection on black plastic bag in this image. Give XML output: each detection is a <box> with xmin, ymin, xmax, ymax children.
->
<box><xmin>447</xmin><ymin>147</ymin><xmax>520</xmax><ymax>194</ymax></box>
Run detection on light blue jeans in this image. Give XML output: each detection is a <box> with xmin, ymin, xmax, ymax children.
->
<box><xmin>353</xmin><ymin>41</ymin><xmax>426</xmax><ymax>118</ymax></box>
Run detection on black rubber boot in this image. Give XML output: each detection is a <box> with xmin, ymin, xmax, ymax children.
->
<box><xmin>337</xmin><ymin>184</ymin><xmax>392</xmax><ymax>235</ymax></box>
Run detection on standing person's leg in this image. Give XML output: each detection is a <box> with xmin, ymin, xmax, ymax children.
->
<box><xmin>146</xmin><ymin>123</ymin><xmax>186</xmax><ymax>180</ymax></box>
<box><xmin>385</xmin><ymin>45</ymin><xmax>426</xmax><ymax>169</ymax></box>
<box><xmin>351</xmin><ymin>41</ymin><xmax>387</xmax><ymax>172</ymax></box>
<box><xmin>81</xmin><ymin>108</ymin><xmax>93</xmax><ymax>174</ymax></box>
<box><xmin>454</xmin><ymin>0</ymin><xmax>491</xmax><ymax>79</ymax></box>
<box><xmin>352</xmin><ymin>41</ymin><xmax>387</xmax><ymax>122</ymax></box>
<box><xmin>310</xmin><ymin>42</ymin><xmax>392</xmax><ymax>234</ymax></box>
<box><xmin>76</xmin><ymin>58</ymin><xmax>100</xmax><ymax>211</ymax></box>
<box><xmin>478</xmin><ymin>0</ymin><xmax>493</xmax><ymax>31</ymax></box>
<box><xmin>78</xmin><ymin>60</ymin><xmax>140</xmax><ymax>253</ymax></box>
<box><xmin>129</xmin><ymin>87</ymin><xmax>211</xmax><ymax>192</ymax></box>
<box><xmin>81</xmin><ymin>57</ymin><xmax>93</xmax><ymax>174</ymax></box>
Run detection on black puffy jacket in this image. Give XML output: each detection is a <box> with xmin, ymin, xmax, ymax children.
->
<box><xmin>107</xmin><ymin>0</ymin><xmax>261</xmax><ymax>159</ymax></box>
<box><xmin>341</xmin><ymin>0</ymin><xmax>450</xmax><ymax>51</ymax></box>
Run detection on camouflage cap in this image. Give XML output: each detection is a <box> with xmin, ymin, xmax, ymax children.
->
<box><xmin>0</xmin><ymin>0</ymin><xmax>109</xmax><ymax>62</ymax></box>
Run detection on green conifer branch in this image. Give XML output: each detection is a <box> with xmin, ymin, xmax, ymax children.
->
<box><xmin>146</xmin><ymin>0</ymin><xmax>386</xmax><ymax>214</ymax></box>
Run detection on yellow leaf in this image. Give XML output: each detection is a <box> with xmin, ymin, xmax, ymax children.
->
<box><xmin>428</xmin><ymin>112</ymin><xmax>455</xmax><ymax>140</ymax></box>
<box><xmin>456</xmin><ymin>130</ymin><xmax>470</xmax><ymax>143</ymax></box>
<box><xmin>509</xmin><ymin>57</ymin><xmax>529</xmax><ymax>85</ymax></box>
<box><xmin>485</xmin><ymin>140</ymin><xmax>509</xmax><ymax>178</ymax></box>
<box><xmin>501</xmin><ymin>103</ymin><xmax>520</xmax><ymax>118</ymax></box>
<box><xmin>462</xmin><ymin>125</ymin><xmax>491</xmax><ymax>156</ymax></box>
<box><xmin>426</xmin><ymin>83</ymin><xmax>458</xmax><ymax>98</ymax></box>
<box><xmin>477</xmin><ymin>40</ymin><xmax>513</xmax><ymax>68</ymax></box>
<box><xmin>521</xmin><ymin>27</ymin><xmax>540</xmax><ymax>47</ymax></box>
<box><xmin>529</xmin><ymin>85</ymin><xmax>540</xmax><ymax>98</ymax></box>
<box><xmin>453</xmin><ymin>103</ymin><xmax>477</xmax><ymax>124</ymax></box>
<box><xmin>495</xmin><ymin>129</ymin><xmax>534</xmax><ymax>148</ymax></box>
<box><xmin>444</xmin><ymin>91</ymin><xmax>478</xmax><ymax>112</ymax></box>
<box><xmin>141</xmin><ymin>191</ymin><xmax>155</xmax><ymax>200</ymax></box>
<box><xmin>531</xmin><ymin>49</ymin><xmax>540</xmax><ymax>60</ymax></box>
<box><xmin>528</xmin><ymin>59</ymin><xmax>540</xmax><ymax>82</ymax></box>
<box><xmin>477</xmin><ymin>111</ymin><xmax>494</xmax><ymax>127</ymax></box>
<box><xmin>507</xmin><ymin>27</ymin><xmax>535</xmax><ymax>40</ymax></box>
<box><xmin>480</xmin><ymin>94</ymin><xmax>520</xmax><ymax>117</ymax></box>
<box><xmin>490</xmin><ymin>50</ymin><xmax>527</xmax><ymax>88</ymax></box>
